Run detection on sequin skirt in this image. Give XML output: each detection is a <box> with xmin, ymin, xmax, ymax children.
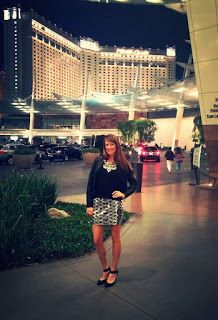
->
<box><xmin>93</xmin><ymin>197</ymin><xmax>124</xmax><ymax>225</ymax></box>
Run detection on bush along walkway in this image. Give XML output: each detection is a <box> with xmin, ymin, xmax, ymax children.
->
<box><xmin>0</xmin><ymin>173</ymin><xmax>57</xmax><ymax>270</ymax></box>
<box><xmin>0</xmin><ymin>173</ymin><xmax>131</xmax><ymax>270</ymax></box>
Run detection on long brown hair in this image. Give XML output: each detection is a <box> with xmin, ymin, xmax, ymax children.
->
<box><xmin>103</xmin><ymin>134</ymin><xmax>132</xmax><ymax>171</ymax></box>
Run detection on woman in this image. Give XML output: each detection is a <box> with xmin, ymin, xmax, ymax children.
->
<box><xmin>174</xmin><ymin>147</ymin><xmax>185</xmax><ymax>173</ymax></box>
<box><xmin>86</xmin><ymin>134</ymin><xmax>137</xmax><ymax>287</ymax></box>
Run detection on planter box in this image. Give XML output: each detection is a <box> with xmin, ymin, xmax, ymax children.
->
<box><xmin>13</xmin><ymin>154</ymin><xmax>36</xmax><ymax>169</ymax></box>
<box><xmin>82</xmin><ymin>152</ymin><xmax>100</xmax><ymax>165</ymax></box>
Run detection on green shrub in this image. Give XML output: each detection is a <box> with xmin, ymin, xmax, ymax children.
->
<box><xmin>0</xmin><ymin>173</ymin><xmax>57</xmax><ymax>269</ymax></box>
<box><xmin>82</xmin><ymin>147</ymin><xmax>100</xmax><ymax>153</ymax></box>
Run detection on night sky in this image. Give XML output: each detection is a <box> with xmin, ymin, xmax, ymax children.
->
<box><xmin>0</xmin><ymin>0</ymin><xmax>190</xmax><ymax>78</ymax></box>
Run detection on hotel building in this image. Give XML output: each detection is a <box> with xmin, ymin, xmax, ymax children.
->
<box><xmin>3</xmin><ymin>6</ymin><xmax>197</xmax><ymax>150</ymax></box>
<box><xmin>3</xmin><ymin>6</ymin><xmax>176</xmax><ymax>102</ymax></box>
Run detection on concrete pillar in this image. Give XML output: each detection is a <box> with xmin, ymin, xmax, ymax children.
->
<box><xmin>128</xmin><ymin>65</ymin><xmax>140</xmax><ymax>121</ymax></box>
<box><xmin>29</xmin><ymin>79</ymin><xmax>35</xmax><ymax>144</ymax></box>
<box><xmin>79</xmin><ymin>72</ymin><xmax>89</xmax><ymax>144</ymax></box>
<box><xmin>171</xmin><ymin>102</ymin><xmax>184</xmax><ymax>150</ymax></box>
<box><xmin>186</xmin><ymin>0</ymin><xmax>218</xmax><ymax>177</ymax></box>
<box><xmin>128</xmin><ymin>93</ymin><xmax>137</xmax><ymax>121</ymax></box>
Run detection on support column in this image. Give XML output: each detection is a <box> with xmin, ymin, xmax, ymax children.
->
<box><xmin>28</xmin><ymin>79</ymin><xmax>35</xmax><ymax>144</ymax></box>
<box><xmin>128</xmin><ymin>65</ymin><xmax>140</xmax><ymax>121</ymax></box>
<box><xmin>171</xmin><ymin>101</ymin><xmax>184</xmax><ymax>150</ymax></box>
<box><xmin>186</xmin><ymin>0</ymin><xmax>218</xmax><ymax>181</ymax></box>
<box><xmin>171</xmin><ymin>51</ymin><xmax>192</xmax><ymax>151</ymax></box>
<box><xmin>203</xmin><ymin>125</ymin><xmax>218</xmax><ymax>182</ymax></box>
<box><xmin>78</xmin><ymin>72</ymin><xmax>89</xmax><ymax>144</ymax></box>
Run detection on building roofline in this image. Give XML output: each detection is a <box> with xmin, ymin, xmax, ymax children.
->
<box><xmin>4</xmin><ymin>5</ymin><xmax>175</xmax><ymax>55</ymax></box>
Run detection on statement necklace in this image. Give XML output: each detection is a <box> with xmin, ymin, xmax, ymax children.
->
<box><xmin>103</xmin><ymin>160</ymin><xmax>117</xmax><ymax>173</ymax></box>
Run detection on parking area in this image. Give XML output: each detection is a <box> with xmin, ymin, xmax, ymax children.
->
<box><xmin>0</xmin><ymin>150</ymin><xmax>209</xmax><ymax>197</ymax></box>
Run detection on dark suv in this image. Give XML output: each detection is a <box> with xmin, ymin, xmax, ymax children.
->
<box><xmin>47</xmin><ymin>145</ymin><xmax>82</xmax><ymax>161</ymax></box>
<box><xmin>0</xmin><ymin>149</ymin><xmax>14</xmax><ymax>165</ymax></box>
<box><xmin>139</xmin><ymin>146</ymin><xmax>160</xmax><ymax>162</ymax></box>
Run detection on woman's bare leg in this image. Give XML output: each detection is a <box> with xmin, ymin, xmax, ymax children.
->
<box><xmin>92</xmin><ymin>225</ymin><xmax>109</xmax><ymax>280</ymax></box>
<box><xmin>107</xmin><ymin>225</ymin><xmax>121</xmax><ymax>283</ymax></box>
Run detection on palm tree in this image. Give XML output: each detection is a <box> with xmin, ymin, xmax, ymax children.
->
<box><xmin>117</xmin><ymin>120</ymin><xmax>137</xmax><ymax>144</ymax></box>
<box><xmin>135</xmin><ymin>119</ymin><xmax>157</xmax><ymax>143</ymax></box>
<box><xmin>192</xmin><ymin>114</ymin><xmax>204</xmax><ymax>145</ymax></box>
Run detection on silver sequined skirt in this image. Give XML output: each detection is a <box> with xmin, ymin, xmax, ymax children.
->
<box><xmin>93</xmin><ymin>197</ymin><xmax>124</xmax><ymax>225</ymax></box>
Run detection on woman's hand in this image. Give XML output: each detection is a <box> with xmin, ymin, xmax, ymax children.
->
<box><xmin>86</xmin><ymin>207</ymin><xmax>94</xmax><ymax>216</ymax></box>
<box><xmin>112</xmin><ymin>190</ymin><xmax>125</xmax><ymax>199</ymax></box>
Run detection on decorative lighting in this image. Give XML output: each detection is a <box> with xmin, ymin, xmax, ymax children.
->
<box><xmin>147</xmin><ymin>98</ymin><xmax>163</xmax><ymax>103</ymax></box>
<box><xmin>145</xmin><ymin>0</ymin><xmax>164</xmax><ymax>3</ymax></box>
<box><xmin>138</xmin><ymin>95</ymin><xmax>151</xmax><ymax>100</ymax></box>
<box><xmin>159</xmin><ymin>102</ymin><xmax>173</xmax><ymax>106</ymax></box>
<box><xmin>173</xmin><ymin>87</ymin><xmax>187</xmax><ymax>93</ymax></box>
<box><xmin>187</xmin><ymin>89</ymin><xmax>198</xmax><ymax>98</ymax></box>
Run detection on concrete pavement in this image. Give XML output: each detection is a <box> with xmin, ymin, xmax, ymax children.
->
<box><xmin>1</xmin><ymin>180</ymin><xmax>218</xmax><ymax>320</ymax></box>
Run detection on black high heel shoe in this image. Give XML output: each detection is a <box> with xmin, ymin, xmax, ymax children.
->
<box><xmin>97</xmin><ymin>267</ymin><xmax>111</xmax><ymax>286</ymax></box>
<box><xmin>105</xmin><ymin>269</ymin><xmax>118</xmax><ymax>288</ymax></box>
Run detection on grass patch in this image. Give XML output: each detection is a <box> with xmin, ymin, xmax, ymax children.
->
<box><xmin>30</xmin><ymin>202</ymin><xmax>132</xmax><ymax>263</ymax></box>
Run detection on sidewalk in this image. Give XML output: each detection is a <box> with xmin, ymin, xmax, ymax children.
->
<box><xmin>1</xmin><ymin>182</ymin><xmax>218</xmax><ymax>320</ymax></box>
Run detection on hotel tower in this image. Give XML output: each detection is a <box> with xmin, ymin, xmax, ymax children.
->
<box><xmin>3</xmin><ymin>6</ymin><xmax>176</xmax><ymax>102</ymax></box>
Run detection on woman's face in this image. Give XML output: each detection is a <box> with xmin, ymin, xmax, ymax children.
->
<box><xmin>105</xmin><ymin>140</ymin><xmax>117</xmax><ymax>157</ymax></box>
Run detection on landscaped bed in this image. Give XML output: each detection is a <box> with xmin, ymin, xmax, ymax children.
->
<box><xmin>0</xmin><ymin>173</ymin><xmax>131</xmax><ymax>270</ymax></box>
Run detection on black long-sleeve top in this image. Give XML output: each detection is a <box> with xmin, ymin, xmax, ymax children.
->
<box><xmin>164</xmin><ymin>150</ymin><xmax>175</xmax><ymax>161</ymax></box>
<box><xmin>86</xmin><ymin>156</ymin><xmax>137</xmax><ymax>207</ymax></box>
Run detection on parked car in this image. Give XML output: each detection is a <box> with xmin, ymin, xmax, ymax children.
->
<box><xmin>136</xmin><ymin>142</ymin><xmax>148</xmax><ymax>155</ymax></box>
<box><xmin>2</xmin><ymin>144</ymin><xmax>46</xmax><ymax>164</ymax></box>
<box><xmin>0</xmin><ymin>149</ymin><xmax>14</xmax><ymax>165</ymax></box>
<box><xmin>39</xmin><ymin>143</ymin><xmax>58</xmax><ymax>153</ymax></box>
<box><xmin>2</xmin><ymin>143</ymin><xmax>25</xmax><ymax>154</ymax></box>
<box><xmin>47</xmin><ymin>146</ymin><xmax>82</xmax><ymax>161</ymax></box>
<box><xmin>139</xmin><ymin>146</ymin><xmax>160</xmax><ymax>162</ymax></box>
